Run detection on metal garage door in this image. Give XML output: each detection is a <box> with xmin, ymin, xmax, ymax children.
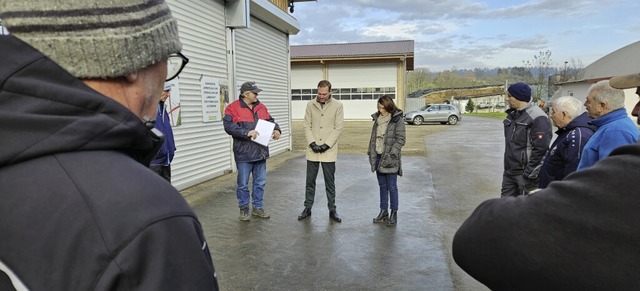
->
<box><xmin>234</xmin><ymin>16</ymin><xmax>291</xmax><ymax>155</ymax></box>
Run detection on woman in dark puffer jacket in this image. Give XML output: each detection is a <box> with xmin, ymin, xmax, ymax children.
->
<box><xmin>367</xmin><ymin>95</ymin><xmax>406</xmax><ymax>226</ymax></box>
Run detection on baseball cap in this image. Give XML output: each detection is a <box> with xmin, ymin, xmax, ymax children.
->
<box><xmin>240</xmin><ymin>81</ymin><xmax>262</xmax><ymax>94</ymax></box>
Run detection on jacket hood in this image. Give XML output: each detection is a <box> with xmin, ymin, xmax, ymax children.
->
<box><xmin>0</xmin><ymin>35</ymin><xmax>158</xmax><ymax>167</ymax></box>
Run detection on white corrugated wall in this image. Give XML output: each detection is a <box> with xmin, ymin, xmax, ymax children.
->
<box><xmin>234</xmin><ymin>17</ymin><xmax>291</xmax><ymax>156</ymax></box>
<box><xmin>168</xmin><ymin>0</ymin><xmax>233</xmax><ymax>190</ymax></box>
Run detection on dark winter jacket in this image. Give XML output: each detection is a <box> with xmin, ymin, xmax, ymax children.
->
<box><xmin>538</xmin><ymin>112</ymin><xmax>596</xmax><ymax>188</ymax></box>
<box><xmin>367</xmin><ymin>110</ymin><xmax>406</xmax><ymax>175</ymax></box>
<box><xmin>453</xmin><ymin>144</ymin><xmax>640</xmax><ymax>290</ymax></box>
<box><xmin>503</xmin><ymin>102</ymin><xmax>552</xmax><ymax>178</ymax></box>
<box><xmin>0</xmin><ymin>35</ymin><xmax>218</xmax><ymax>290</ymax></box>
<box><xmin>223</xmin><ymin>97</ymin><xmax>280</xmax><ymax>163</ymax></box>
<box><xmin>151</xmin><ymin>101</ymin><xmax>176</xmax><ymax>166</ymax></box>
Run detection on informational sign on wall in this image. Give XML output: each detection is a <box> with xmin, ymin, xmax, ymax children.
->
<box><xmin>201</xmin><ymin>76</ymin><xmax>221</xmax><ymax>122</ymax></box>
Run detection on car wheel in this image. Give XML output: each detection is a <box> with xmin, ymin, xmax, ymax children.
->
<box><xmin>413</xmin><ymin>116</ymin><xmax>423</xmax><ymax>125</ymax></box>
<box><xmin>447</xmin><ymin>116</ymin><xmax>458</xmax><ymax>125</ymax></box>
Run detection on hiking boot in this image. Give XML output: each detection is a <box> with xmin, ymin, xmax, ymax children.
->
<box><xmin>386</xmin><ymin>210</ymin><xmax>397</xmax><ymax>226</ymax></box>
<box><xmin>373</xmin><ymin>209</ymin><xmax>388</xmax><ymax>223</ymax></box>
<box><xmin>239</xmin><ymin>205</ymin><xmax>251</xmax><ymax>221</ymax></box>
<box><xmin>252</xmin><ymin>207</ymin><xmax>271</xmax><ymax>218</ymax></box>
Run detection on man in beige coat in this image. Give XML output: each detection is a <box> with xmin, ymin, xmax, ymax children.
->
<box><xmin>298</xmin><ymin>80</ymin><xmax>345</xmax><ymax>222</ymax></box>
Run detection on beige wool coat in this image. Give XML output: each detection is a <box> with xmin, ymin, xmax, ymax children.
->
<box><xmin>304</xmin><ymin>98</ymin><xmax>344</xmax><ymax>162</ymax></box>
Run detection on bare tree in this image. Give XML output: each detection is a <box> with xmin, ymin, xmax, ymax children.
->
<box><xmin>407</xmin><ymin>68</ymin><xmax>433</xmax><ymax>93</ymax></box>
<box><xmin>523</xmin><ymin>50</ymin><xmax>554</xmax><ymax>102</ymax></box>
<box><xmin>547</xmin><ymin>57</ymin><xmax>586</xmax><ymax>98</ymax></box>
<box><xmin>564</xmin><ymin>57</ymin><xmax>585</xmax><ymax>82</ymax></box>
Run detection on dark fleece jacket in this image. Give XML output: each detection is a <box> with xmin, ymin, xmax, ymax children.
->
<box><xmin>0</xmin><ymin>35</ymin><xmax>218</xmax><ymax>290</ymax></box>
<box><xmin>453</xmin><ymin>144</ymin><xmax>640</xmax><ymax>291</ymax></box>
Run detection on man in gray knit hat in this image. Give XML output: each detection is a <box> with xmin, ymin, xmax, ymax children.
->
<box><xmin>0</xmin><ymin>1</ymin><xmax>219</xmax><ymax>290</ymax></box>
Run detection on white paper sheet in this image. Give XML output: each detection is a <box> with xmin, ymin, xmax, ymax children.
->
<box><xmin>252</xmin><ymin>119</ymin><xmax>276</xmax><ymax>146</ymax></box>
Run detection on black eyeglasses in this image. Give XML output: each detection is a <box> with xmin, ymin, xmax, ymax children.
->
<box><xmin>166</xmin><ymin>52</ymin><xmax>189</xmax><ymax>81</ymax></box>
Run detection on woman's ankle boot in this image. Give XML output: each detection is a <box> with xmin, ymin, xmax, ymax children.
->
<box><xmin>373</xmin><ymin>209</ymin><xmax>388</xmax><ymax>223</ymax></box>
<box><xmin>386</xmin><ymin>210</ymin><xmax>397</xmax><ymax>226</ymax></box>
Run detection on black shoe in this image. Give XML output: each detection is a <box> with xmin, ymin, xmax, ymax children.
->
<box><xmin>298</xmin><ymin>208</ymin><xmax>311</xmax><ymax>220</ymax></box>
<box><xmin>329</xmin><ymin>210</ymin><xmax>342</xmax><ymax>223</ymax></box>
<box><xmin>373</xmin><ymin>209</ymin><xmax>388</xmax><ymax>223</ymax></box>
<box><xmin>386</xmin><ymin>210</ymin><xmax>397</xmax><ymax>226</ymax></box>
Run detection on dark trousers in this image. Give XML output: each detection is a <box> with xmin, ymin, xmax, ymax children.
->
<box><xmin>500</xmin><ymin>173</ymin><xmax>524</xmax><ymax>197</ymax></box>
<box><xmin>305</xmin><ymin>161</ymin><xmax>336</xmax><ymax>210</ymax></box>
<box><xmin>150</xmin><ymin>164</ymin><xmax>171</xmax><ymax>183</ymax></box>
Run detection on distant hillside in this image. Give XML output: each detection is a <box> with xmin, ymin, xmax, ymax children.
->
<box><xmin>410</xmin><ymin>85</ymin><xmax>505</xmax><ymax>104</ymax></box>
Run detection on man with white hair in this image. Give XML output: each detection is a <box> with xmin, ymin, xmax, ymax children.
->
<box><xmin>538</xmin><ymin>96</ymin><xmax>596</xmax><ymax>188</ymax></box>
<box><xmin>577</xmin><ymin>80</ymin><xmax>639</xmax><ymax>170</ymax></box>
<box><xmin>610</xmin><ymin>72</ymin><xmax>640</xmax><ymax>124</ymax></box>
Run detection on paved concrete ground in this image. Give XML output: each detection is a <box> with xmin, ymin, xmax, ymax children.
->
<box><xmin>183</xmin><ymin>116</ymin><xmax>503</xmax><ymax>290</ymax></box>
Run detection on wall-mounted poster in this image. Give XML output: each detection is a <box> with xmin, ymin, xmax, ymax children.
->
<box><xmin>201</xmin><ymin>76</ymin><xmax>221</xmax><ymax>122</ymax></box>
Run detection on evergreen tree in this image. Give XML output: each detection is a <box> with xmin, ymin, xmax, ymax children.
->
<box><xmin>466</xmin><ymin>99</ymin><xmax>475</xmax><ymax>113</ymax></box>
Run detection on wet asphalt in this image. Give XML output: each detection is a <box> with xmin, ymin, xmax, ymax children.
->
<box><xmin>183</xmin><ymin>116</ymin><xmax>503</xmax><ymax>290</ymax></box>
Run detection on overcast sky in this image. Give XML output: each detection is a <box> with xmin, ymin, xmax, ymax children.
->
<box><xmin>289</xmin><ymin>0</ymin><xmax>640</xmax><ymax>72</ymax></box>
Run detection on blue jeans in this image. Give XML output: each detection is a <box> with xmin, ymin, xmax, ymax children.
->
<box><xmin>376</xmin><ymin>155</ymin><xmax>398</xmax><ymax>210</ymax></box>
<box><xmin>377</xmin><ymin>171</ymin><xmax>399</xmax><ymax>210</ymax></box>
<box><xmin>236</xmin><ymin>160</ymin><xmax>266</xmax><ymax>208</ymax></box>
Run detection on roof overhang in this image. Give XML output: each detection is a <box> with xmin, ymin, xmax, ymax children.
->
<box><xmin>292</xmin><ymin>55</ymin><xmax>414</xmax><ymax>70</ymax></box>
<box><xmin>251</xmin><ymin>0</ymin><xmax>300</xmax><ymax>34</ymax></box>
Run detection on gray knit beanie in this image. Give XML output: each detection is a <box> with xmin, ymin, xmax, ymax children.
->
<box><xmin>0</xmin><ymin>0</ymin><xmax>182</xmax><ymax>79</ymax></box>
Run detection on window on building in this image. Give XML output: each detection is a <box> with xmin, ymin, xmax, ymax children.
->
<box><xmin>291</xmin><ymin>87</ymin><xmax>396</xmax><ymax>101</ymax></box>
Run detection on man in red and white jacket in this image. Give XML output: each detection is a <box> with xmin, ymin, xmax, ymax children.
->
<box><xmin>223</xmin><ymin>81</ymin><xmax>281</xmax><ymax>221</ymax></box>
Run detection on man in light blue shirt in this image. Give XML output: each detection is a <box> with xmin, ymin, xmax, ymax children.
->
<box><xmin>577</xmin><ymin>80</ymin><xmax>639</xmax><ymax>170</ymax></box>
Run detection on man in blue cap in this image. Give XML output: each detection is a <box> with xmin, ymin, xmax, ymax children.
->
<box><xmin>501</xmin><ymin>82</ymin><xmax>552</xmax><ymax>197</ymax></box>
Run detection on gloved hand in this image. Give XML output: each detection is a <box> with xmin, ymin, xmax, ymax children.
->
<box><xmin>318</xmin><ymin>144</ymin><xmax>330</xmax><ymax>153</ymax></box>
<box><xmin>522</xmin><ymin>175</ymin><xmax>538</xmax><ymax>195</ymax></box>
<box><xmin>309</xmin><ymin>142</ymin><xmax>322</xmax><ymax>153</ymax></box>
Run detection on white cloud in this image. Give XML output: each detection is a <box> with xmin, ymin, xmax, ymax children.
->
<box><xmin>361</xmin><ymin>23</ymin><xmax>419</xmax><ymax>39</ymax></box>
<box><xmin>290</xmin><ymin>0</ymin><xmax>640</xmax><ymax>71</ymax></box>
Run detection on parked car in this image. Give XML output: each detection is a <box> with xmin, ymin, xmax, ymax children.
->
<box><xmin>404</xmin><ymin>104</ymin><xmax>461</xmax><ymax>125</ymax></box>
